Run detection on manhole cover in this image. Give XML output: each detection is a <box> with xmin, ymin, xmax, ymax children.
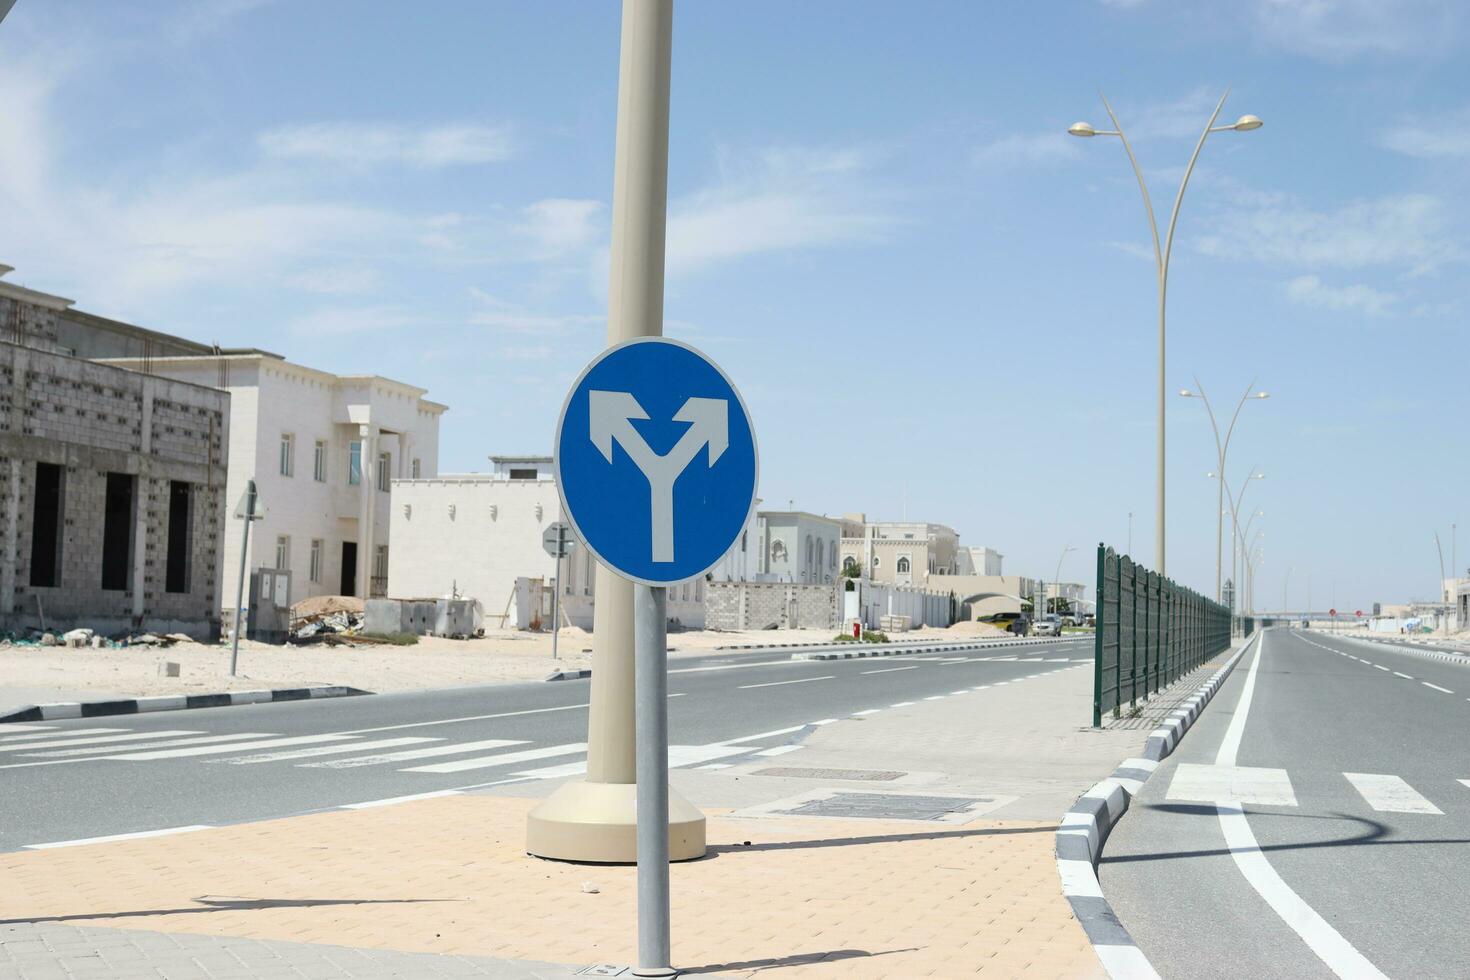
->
<box><xmin>775</xmin><ymin>792</ymin><xmax>983</xmax><ymax>821</ymax></box>
<box><xmin>753</xmin><ymin>767</ymin><xmax>905</xmax><ymax>781</ymax></box>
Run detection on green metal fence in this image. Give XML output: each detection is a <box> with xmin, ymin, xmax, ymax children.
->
<box><xmin>1092</xmin><ymin>543</ymin><xmax>1233</xmax><ymax>726</ymax></box>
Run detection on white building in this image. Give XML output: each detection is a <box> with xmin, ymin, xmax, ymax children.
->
<box><xmin>387</xmin><ymin>455</ymin><xmax>707</xmax><ymax>629</ymax></box>
<box><xmin>956</xmin><ymin>546</ymin><xmax>1004</xmax><ymax>576</ymax></box>
<box><xmin>102</xmin><ymin>351</ymin><xmax>445</xmax><ymax>610</ymax></box>
<box><xmin>755</xmin><ymin>511</ymin><xmax>842</xmax><ymax>584</ymax></box>
<box><xmin>838</xmin><ymin>514</ymin><xmax>962</xmax><ymax>586</ymax></box>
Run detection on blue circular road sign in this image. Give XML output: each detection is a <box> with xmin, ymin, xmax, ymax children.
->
<box><xmin>555</xmin><ymin>337</ymin><xmax>758</xmax><ymax>587</ymax></box>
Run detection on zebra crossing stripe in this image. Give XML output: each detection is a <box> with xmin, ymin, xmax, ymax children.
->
<box><xmin>26</xmin><ymin>733</ymin><xmax>272</xmax><ymax>758</ymax></box>
<box><xmin>0</xmin><ymin>730</ymin><xmax>201</xmax><ymax>753</ymax></box>
<box><xmin>1343</xmin><ymin>773</ymin><xmax>1443</xmax><ymax>814</ymax></box>
<box><xmin>301</xmin><ymin>738</ymin><xmax>528</xmax><ymax>770</ymax></box>
<box><xmin>104</xmin><ymin>733</ymin><xmax>359</xmax><ymax>761</ymax></box>
<box><xmin>401</xmin><ymin>742</ymin><xmax>588</xmax><ymax>774</ymax></box>
<box><xmin>217</xmin><ymin>736</ymin><xmax>441</xmax><ymax>764</ymax></box>
<box><xmin>0</xmin><ymin>728</ymin><xmax>131</xmax><ymax>745</ymax></box>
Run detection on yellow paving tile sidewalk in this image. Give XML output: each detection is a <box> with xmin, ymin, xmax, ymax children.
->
<box><xmin>0</xmin><ymin>794</ymin><xmax>1103</xmax><ymax>978</ymax></box>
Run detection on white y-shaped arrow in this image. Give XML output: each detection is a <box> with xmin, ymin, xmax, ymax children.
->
<box><xmin>589</xmin><ymin>390</ymin><xmax>729</xmax><ymax>563</ymax></box>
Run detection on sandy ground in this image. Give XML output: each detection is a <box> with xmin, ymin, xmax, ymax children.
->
<box><xmin>0</xmin><ymin>621</ymin><xmax>1006</xmax><ymax>705</ymax></box>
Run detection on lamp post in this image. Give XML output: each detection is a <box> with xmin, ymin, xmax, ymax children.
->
<box><xmin>1180</xmin><ymin>379</ymin><xmax>1268</xmax><ymax>602</ymax></box>
<box><xmin>1217</xmin><ymin>468</ymin><xmax>1265</xmax><ymax>613</ymax></box>
<box><xmin>1283</xmin><ymin>565</ymin><xmax>1292</xmax><ymax>621</ymax></box>
<box><xmin>1069</xmin><ymin>94</ymin><xmax>1262</xmax><ymax>577</ymax></box>
<box><xmin>1054</xmin><ymin>545</ymin><xmax>1076</xmax><ymax>618</ymax></box>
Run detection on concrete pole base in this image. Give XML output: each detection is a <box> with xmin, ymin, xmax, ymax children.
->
<box><xmin>526</xmin><ymin>779</ymin><xmax>706</xmax><ymax>863</ymax></box>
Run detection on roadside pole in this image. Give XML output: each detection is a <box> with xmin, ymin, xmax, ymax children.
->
<box><xmin>633</xmin><ymin>584</ymin><xmax>672</xmax><ymax>975</ymax></box>
<box><xmin>551</xmin><ymin>544</ymin><xmax>562</xmax><ymax>661</ymax></box>
<box><xmin>229</xmin><ymin>479</ymin><xmax>258</xmax><ymax>676</ymax></box>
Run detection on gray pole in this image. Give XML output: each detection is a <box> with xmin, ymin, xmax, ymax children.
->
<box><xmin>229</xmin><ymin>479</ymin><xmax>256</xmax><ymax>677</ymax></box>
<box><xmin>550</xmin><ymin>547</ymin><xmax>561</xmax><ymax>661</ymax></box>
<box><xmin>633</xmin><ymin>583</ymin><xmax>673</xmax><ymax>977</ymax></box>
<box><xmin>0</xmin><ymin>2</ymin><xmax>17</xmax><ymax>26</ymax></box>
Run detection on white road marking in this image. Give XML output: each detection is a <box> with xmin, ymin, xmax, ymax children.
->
<box><xmin>1215</xmin><ymin>630</ymin><xmax>1266</xmax><ymax>768</ymax></box>
<box><xmin>809</xmin><ymin>718</ymin><xmax>840</xmax><ymax>726</ymax></box>
<box><xmin>722</xmin><ymin>725</ymin><xmax>805</xmax><ymax>744</ymax></box>
<box><xmin>0</xmin><ymin>727</ymin><xmax>129</xmax><ymax>743</ymax></box>
<box><xmin>1342</xmin><ymin>773</ymin><xmax>1443</xmax><ymax>814</ymax></box>
<box><xmin>218</xmin><ymin>736</ymin><xmax>439</xmax><ymax>764</ymax></box>
<box><xmin>335</xmin><ymin>702</ymin><xmax>590</xmax><ymax>737</ymax></box>
<box><xmin>514</xmin><ymin>760</ymin><xmax>587</xmax><ymax>779</ymax></box>
<box><xmin>303</xmin><ymin>738</ymin><xmax>527</xmax><ymax>770</ymax></box>
<box><xmin>343</xmin><ymin>790</ymin><xmax>464</xmax><ymax>809</ymax></box>
<box><xmin>1422</xmin><ymin>682</ymin><xmax>1454</xmax><ymax>694</ymax></box>
<box><xmin>973</xmin><ymin>685</ymin><xmax>991</xmax><ymax>690</ymax></box>
<box><xmin>27</xmin><ymin>825</ymin><xmax>213</xmax><ymax>850</ymax></box>
<box><xmin>1168</xmin><ymin>763</ymin><xmax>1298</xmax><ymax>807</ymax></box>
<box><xmin>862</xmin><ymin>665</ymin><xmax>917</xmax><ymax>674</ymax></box>
<box><xmin>1046</xmin><ymin>657</ymin><xmax>1070</xmax><ymax>662</ymax></box>
<box><xmin>697</xmin><ymin>763</ymin><xmax>734</xmax><ymax>770</ymax></box>
<box><xmin>737</xmin><ymin>675</ymin><xmax>833</xmax><ymax>690</ymax></box>
<box><xmin>754</xmin><ymin>744</ymin><xmax>803</xmax><ymax>757</ymax></box>
<box><xmin>853</xmin><ymin>709</ymin><xmax>881</xmax><ymax>716</ymax></box>
<box><xmin>26</xmin><ymin>733</ymin><xmax>271</xmax><ymax>758</ymax></box>
<box><xmin>401</xmin><ymin>742</ymin><xmax>586</xmax><ymax>774</ymax></box>
<box><xmin>668</xmin><ymin>659</ymin><xmax>790</xmax><ymax>674</ymax></box>
<box><xmin>924</xmin><ymin>695</ymin><xmax>946</xmax><ymax>701</ymax></box>
<box><xmin>1373</xmin><ymin>665</ymin><xmax>1390</xmax><ymax>672</ymax></box>
<box><xmin>0</xmin><ymin>728</ymin><xmax>186</xmax><ymax>752</ymax></box>
<box><xmin>105</xmin><ymin>734</ymin><xmax>359</xmax><ymax>761</ymax></box>
<box><xmin>950</xmin><ymin>690</ymin><xmax>969</xmax><ymax>695</ymax></box>
<box><xmin>940</xmin><ymin>657</ymin><xmax>968</xmax><ymax>663</ymax></box>
<box><xmin>1392</xmin><ymin>671</ymin><xmax>1414</xmax><ymax>680</ymax></box>
<box><xmin>1216</xmin><ymin>802</ymin><xmax>1387</xmax><ymax>979</ymax></box>
<box><xmin>0</xmin><ymin>724</ymin><xmax>56</xmax><ymax>734</ymax></box>
<box><xmin>890</xmin><ymin>701</ymin><xmax>914</xmax><ymax>708</ymax></box>
<box><xmin>1459</xmin><ymin>779</ymin><xmax>1470</xmax><ymax>790</ymax></box>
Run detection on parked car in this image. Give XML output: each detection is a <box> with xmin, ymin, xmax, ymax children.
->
<box><xmin>1033</xmin><ymin>615</ymin><xmax>1062</xmax><ymax>636</ymax></box>
<box><xmin>981</xmin><ymin>612</ymin><xmax>1031</xmax><ymax>636</ymax></box>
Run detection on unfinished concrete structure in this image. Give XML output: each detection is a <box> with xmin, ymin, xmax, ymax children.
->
<box><xmin>1</xmin><ymin>270</ymin><xmax>229</xmax><ymax>637</ymax></box>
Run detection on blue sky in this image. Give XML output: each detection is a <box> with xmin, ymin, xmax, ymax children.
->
<box><xmin>2</xmin><ymin>0</ymin><xmax>1466</xmax><ymax>611</ymax></box>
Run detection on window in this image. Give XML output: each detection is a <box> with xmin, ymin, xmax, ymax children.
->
<box><xmin>279</xmin><ymin>434</ymin><xmax>294</xmax><ymax>477</ymax></box>
<box><xmin>165</xmin><ymin>481</ymin><xmax>191</xmax><ymax>594</ymax></box>
<box><xmin>509</xmin><ymin>467</ymin><xmax>538</xmax><ymax>480</ymax></box>
<box><xmin>842</xmin><ymin>556</ymin><xmax>858</xmax><ymax>575</ymax></box>
<box><xmin>871</xmin><ymin>555</ymin><xmax>880</xmax><ymax>568</ymax></box>
<box><xmin>309</xmin><ymin>539</ymin><xmax>323</xmax><ymax>583</ymax></box>
<box><xmin>377</xmin><ymin>452</ymin><xmax>391</xmax><ymax>492</ymax></box>
<box><xmin>313</xmin><ymin>441</ymin><xmax>327</xmax><ymax>482</ymax></box>
<box><xmin>348</xmin><ymin>441</ymin><xmax>362</xmax><ymax>485</ymax></box>
<box><xmin>411</xmin><ymin>458</ymin><xmax>421</xmax><ymax>478</ymax></box>
<box><xmin>100</xmin><ymin>473</ymin><xmax>135</xmax><ymax>591</ymax></box>
<box><xmin>371</xmin><ymin>545</ymin><xmax>389</xmax><ymax>596</ymax></box>
<box><xmin>896</xmin><ymin>556</ymin><xmax>911</xmax><ymax>575</ymax></box>
<box><xmin>28</xmin><ymin>462</ymin><xmax>64</xmax><ymax>588</ymax></box>
<box><xmin>275</xmin><ymin>535</ymin><xmax>290</xmax><ymax>571</ymax></box>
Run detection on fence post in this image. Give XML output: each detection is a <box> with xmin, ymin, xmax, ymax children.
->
<box><xmin>1093</xmin><ymin>544</ymin><xmax>1104</xmax><ymax>728</ymax></box>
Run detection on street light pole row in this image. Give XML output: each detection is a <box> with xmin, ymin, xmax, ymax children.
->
<box><xmin>1180</xmin><ymin>379</ymin><xmax>1269</xmax><ymax>602</ymax></box>
<box><xmin>1069</xmin><ymin>92</ymin><xmax>1262</xmax><ymax>576</ymax></box>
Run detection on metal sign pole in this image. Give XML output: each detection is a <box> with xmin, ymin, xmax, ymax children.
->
<box><xmin>633</xmin><ymin>583</ymin><xmax>672</xmax><ymax>977</ymax></box>
<box><xmin>229</xmin><ymin>479</ymin><xmax>256</xmax><ymax>677</ymax></box>
<box><xmin>551</xmin><ymin>529</ymin><xmax>563</xmax><ymax>661</ymax></box>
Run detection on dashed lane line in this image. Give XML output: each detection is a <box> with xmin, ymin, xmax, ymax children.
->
<box><xmin>737</xmin><ymin>675</ymin><xmax>834</xmax><ymax>690</ymax></box>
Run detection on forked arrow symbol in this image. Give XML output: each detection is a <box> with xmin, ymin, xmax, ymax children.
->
<box><xmin>589</xmin><ymin>390</ymin><xmax>728</xmax><ymax>563</ymax></box>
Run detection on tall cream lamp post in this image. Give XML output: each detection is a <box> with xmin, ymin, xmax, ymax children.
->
<box><xmin>1215</xmin><ymin>468</ymin><xmax>1264</xmax><ymax>614</ymax></box>
<box><xmin>1068</xmin><ymin>93</ymin><xmax>1262</xmax><ymax>576</ymax></box>
<box><xmin>527</xmin><ymin>0</ymin><xmax>706</xmax><ymax>868</ymax></box>
<box><xmin>1180</xmin><ymin>379</ymin><xmax>1268</xmax><ymax>601</ymax></box>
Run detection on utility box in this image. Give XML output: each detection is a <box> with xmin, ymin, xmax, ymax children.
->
<box><xmin>247</xmin><ymin>568</ymin><xmax>292</xmax><ymax>644</ymax></box>
<box><xmin>434</xmin><ymin>597</ymin><xmax>482</xmax><ymax>638</ymax></box>
<box><xmin>364</xmin><ymin>598</ymin><xmax>437</xmax><ymax>636</ymax></box>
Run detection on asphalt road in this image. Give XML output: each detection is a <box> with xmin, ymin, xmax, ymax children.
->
<box><xmin>1100</xmin><ymin>627</ymin><xmax>1470</xmax><ymax>979</ymax></box>
<box><xmin>0</xmin><ymin>635</ymin><xmax>1093</xmax><ymax>851</ymax></box>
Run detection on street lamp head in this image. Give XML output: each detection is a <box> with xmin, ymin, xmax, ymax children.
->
<box><xmin>1255</xmin><ymin>391</ymin><xmax>1270</xmax><ymax>399</ymax></box>
<box><xmin>1067</xmin><ymin>121</ymin><xmax>1099</xmax><ymax>138</ymax></box>
<box><xmin>1253</xmin><ymin>473</ymin><xmax>1266</xmax><ymax>480</ymax></box>
<box><xmin>1232</xmin><ymin>114</ymin><xmax>1264</xmax><ymax>132</ymax></box>
<box><xmin>1179</xmin><ymin>388</ymin><xmax>1195</xmax><ymax>397</ymax></box>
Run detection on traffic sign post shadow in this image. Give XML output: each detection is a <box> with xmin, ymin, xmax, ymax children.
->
<box><xmin>538</xmin><ymin>337</ymin><xmax>757</xmax><ymax>977</ymax></box>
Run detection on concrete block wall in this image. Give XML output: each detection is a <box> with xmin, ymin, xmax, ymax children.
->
<box><xmin>706</xmin><ymin>581</ymin><xmax>842</xmax><ymax>631</ymax></box>
<box><xmin>0</xmin><ymin>340</ymin><xmax>227</xmax><ymax>637</ymax></box>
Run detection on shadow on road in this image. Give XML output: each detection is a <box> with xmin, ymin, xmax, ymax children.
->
<box><xmin>682</xmin><ymin>946</ymin><xmax>922</xmax><ymax>974</ymax></box>
<box><xmin>0</xmin><ymin>895</ymin><xmax>453</xmax><ymax>926</ymax></box>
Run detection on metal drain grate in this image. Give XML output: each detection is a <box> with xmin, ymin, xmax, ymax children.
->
<box><xmin>753</xmin><ymin>767</ymin><xmax>905</xmax><ymax>781</ymax></box>
<box><xmin>775</xmin><ymin>792</ymin><xmax>983</xmax><ymax>821</ymax></box>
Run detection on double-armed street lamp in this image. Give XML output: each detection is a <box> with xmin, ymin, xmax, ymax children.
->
<box><xmin>1069</xmin><ymin>93</ymin><xmax>1262</xmax><ymax>576</ymax></box>
<box><xmin>1053</xmin><ymin>545</ymin><xmax>1077</xmax><ymax>617</ymax></box>
<box><xmin>1180</xmin><ymin>379</ymin><xmax>1269</xmax><ymax>602</ymax></box>
<box><xmin>1215</xmin><ymin>468</ymin><xmax>1264</xmax><ymax>612</ymax></box>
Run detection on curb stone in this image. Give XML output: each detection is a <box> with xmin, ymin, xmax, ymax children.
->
<box><xmin>715</xmin><ymin>632</ymin><xmax>1094</xmax><ymax>651</ymax></box>
<box><xmin>1313</xmin><ymin>630</ymin><xmax>1470</xmax><ymax>667</ymax></box>
<box><xmin>543</xmin><ymin>668</ymin><xmax>592</xmax><ymax>682</ymax></box>
<box><xmin>0</xmin><ymin>686</ymin><xmax>371</xmax><ymax>724</ymax></box>
<box><xmin>1055</xmin><ymin>631</ymin><xmax>1261</xmax><ymax>979</ymax></box>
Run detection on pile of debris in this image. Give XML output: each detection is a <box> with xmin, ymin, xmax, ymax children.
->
<box><xmin>288</xmin><ymin>594</ymin><xmax>367</xmax><ymax>644</ymax></box>
<box><xmin>0</xmin><ymin>628</ymin><xmax>194</xmax><ymax>649</ymax></box>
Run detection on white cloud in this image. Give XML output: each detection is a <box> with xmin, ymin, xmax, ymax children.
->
<box><xmin>663</xmin><ymin>145</ymin><xmax>893</xmax><ymax>276</ymax></box>
<box><xmin>1381</xmin><ymin>109</ymin><xmax>1470</xmax><ymax>158</ymax></box>
<box><xmin>168</xmin><ymin>0</ymin><xmax>279</xmax><ymax>43</ymax></box>
<box><xmin>258</xmin><ymin>122</ymin><xmax>514</xmax><ymax>169</ymax></box>
<box><xmin>287</xmin><ymin>266</ymin><xmax>381</xmax><ymax>295</ymax></box>
<box><xmin>518</xmin><ymin>199</ymin><xmax>604</xmax><ymax>253</ymax></box>
<box><xmin>971</xmin><ymin>132</ymin><xmax>1080</xmax><ymax>167</ymax></box>
<box><xmin>1252</xmin><ymin>0</ymin><xmax>1460</xmax><ymax>61</ymax></box>
<box><xmin>1284</xmin><ymin>274</ymin><xmax>1396</xmax><ymax>315</ymax></box>
<box><xmin>471</xmin><ymin>310</ymin><xmax>602</xmax><ymax>334</ymax></box>
<box><xmin>1194</xmin><ymin>192</ymin><xmax>1459</xmax><ymax>274</ymax></box>
<box><xmin>287</xmin><ymin>306</ymin><xmax>431</xmax><ymax>337</ymax></box>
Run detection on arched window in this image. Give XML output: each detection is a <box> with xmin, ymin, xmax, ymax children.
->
<box><xmin>815</xmin><ymin>539</ymin><xmax>825</xmax><ymax>572</ymax></box>
<box><xmin>897</xmin><ymin>556</ymin><xmax>911</xmax><ymax>575</ymax></box>
<box><xmin>842</xmin><ymin>556</ymin><xmax>858</xmax><ymax>575</ymax></box>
